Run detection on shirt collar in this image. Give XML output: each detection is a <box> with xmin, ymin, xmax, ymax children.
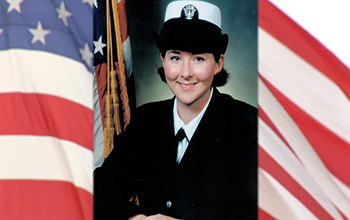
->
<box><xmin>173</xmin><ymin>88</ymin><xmax>213</xmax><ymax>141</ymax></box>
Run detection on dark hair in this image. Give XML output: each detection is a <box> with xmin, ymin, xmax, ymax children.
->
<box><xmin>156</xmin><ymin>51</ymin><xmax>229</xmax><ymax>87</ymax></box>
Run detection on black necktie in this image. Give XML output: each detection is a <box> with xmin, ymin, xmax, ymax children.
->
<box><xmin>174</xmin><ymin>128</ymin><xmax>188</xmax><ymax>143</ymax></box>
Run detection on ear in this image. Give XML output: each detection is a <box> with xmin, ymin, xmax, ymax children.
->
<box><xmin>214</xmin><ymin>54</ymin><xmax>225</xmax><ymax>75</ymax></box>
<box><xmin>160</xmin><ymin>53</ymin><xmax>165</xmax><ymax>69</ymax></box>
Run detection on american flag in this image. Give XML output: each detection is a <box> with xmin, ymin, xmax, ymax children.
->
<box><xmin>259</xmin><ymin>0</ymin><xmax>350</xmax><ymax>219</ymax></box>
<box><xmin>0</xmin><ymin>0</ymin><xmax>93</xmax><ymax>219</ymax></box>
<box><xmin>93</xmin><ymin>0</ymin><xmax>135</xmax><ymax>169</ymax></box>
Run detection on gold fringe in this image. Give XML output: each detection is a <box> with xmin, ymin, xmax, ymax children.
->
<box><xmin>112</xmin><ymin>0</ymin><xmax>131</xmax><ymax>127</ymax></box>
<box><xmin>111</xmin><ymin>70</ymin><xmax>122</xmax><ymax>135</ymax></box>
<box><xmin>103</xmin><ymin>127</ymin><xmax>114</xmax><ymax>158</ymax></box>
<box><xmin>103</xmin><ymin>95</ymin><xmax>114</xmax><ymax>158</ymax></box>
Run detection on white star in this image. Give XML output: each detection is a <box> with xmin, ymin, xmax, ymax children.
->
<box><xmin>79</xmin><ymin>43</ymin><xmax>93</xmax><ymax>67</ymax></box>
<box><xmin>94</xmin><ymin>0</ymin><xmax>98</xmax><ymax>8</ymax></box>
<box><xmin>82</xmin><ymin>0</ymin><xmax>93</xmax><ymax>8</ymax></box>
<box><xmin>93</xmin><ymin>35</ymin><xmax>106</xmax><ymax>55</ymax></box>
<box><xmin>56</xmin><ymin>2</ymin><xmax>72</xmax><ymax>27</ymax></box>
<box><xmin>29</xmin><ymin>21</ymin><xmax>51</xmax><ymax>45</ymax></box>
<box><xmin>0</xmin><ymin>28</ymin><xmax>3</xmax><ymax>44</ymax></box>
<box><xmin>6</xmin><ymin>0</ymin><xmax>24</xmax><ymax>13</ymax></box>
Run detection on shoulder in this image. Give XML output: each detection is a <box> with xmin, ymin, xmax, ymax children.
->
<box><xmin>211</xmin><ymin>89</ymin><xmax>257</xmax><ymax>141</ymax></box>
<box><xmin>218</xmin><ymin>92</ymin><xmax>256</xmax><ymax>111</ymax></box>
<box><xmin>128</xmin><ymin>98</ymin><xmax>174</xmax><ymax>126</ymax></box>
<box><xmin>135</xmin><ymin>98</ymin><xmax>173</xmax><ymax>114</ymax></box>
<box><xmin>214</xmin><ymin>90</ymin><xmax>257</xmax><ymax>125</ymax></box>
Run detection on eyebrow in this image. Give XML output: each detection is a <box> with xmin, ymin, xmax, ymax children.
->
<box><xmin>193</xmin><ymin>53</ymin><xmax>206</xmax><ymax>55</ymax></box>
<box><xmin>168</xmin><ymin>50</ymin><xmax>207</xmax><ymax>56</ymax></box>
<box><xmin>169</xmin><ymin>50</ymin><xmax>181</xmax><ymax>54</ymax></box>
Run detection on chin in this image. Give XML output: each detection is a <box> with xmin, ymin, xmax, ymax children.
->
<box><xmin>178</xmin><ymin>97</ymin><xmax>197</xmax><ymax>106</ymax></box>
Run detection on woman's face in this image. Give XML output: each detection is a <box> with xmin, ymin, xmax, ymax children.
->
<box><xmin>161</xmin><ymin>50</ymin><xmax>224</xmax><ymax>110</ymax></box>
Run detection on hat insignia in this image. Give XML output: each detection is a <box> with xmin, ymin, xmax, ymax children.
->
<box><xmin>183</xmin><ymin>5</ymin><xmax>197</xmax><ymax>20</ymax></box>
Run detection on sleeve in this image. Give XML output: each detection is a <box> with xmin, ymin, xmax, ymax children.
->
<box><xmin>94</xmin><ymin>114</ymin><xmax>145</xmax><ymax>220</ymax></box>
<box><xmin>234</xmin><ymin>104</ymin><xmax>258</xmax><ymax>220</ymax></box>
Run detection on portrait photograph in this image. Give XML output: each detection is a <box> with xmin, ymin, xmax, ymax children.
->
<box><xmin>93</xmin><ymin>0</ymin><xmax>258</xmax><ymax>219</ymax></box>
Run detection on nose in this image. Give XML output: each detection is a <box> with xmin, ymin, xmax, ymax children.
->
<box><xmin>180</xmin><ymin>59</ymin><xmax>193</xmax><ymax>79</ymax></box>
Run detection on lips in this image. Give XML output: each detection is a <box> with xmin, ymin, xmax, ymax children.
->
<box><xmin>178</xmin><ymin>82</ymin><xmax>197</xmax><ymax>90</ymax></box>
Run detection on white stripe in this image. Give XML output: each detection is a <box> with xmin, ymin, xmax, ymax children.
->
<box><xmin>259</xmin><ymin>118</ymin><xmax>342</xmax><ymax>219</ymax></box>
<box><xmin>332</xmin><ymin>174</ymin><xmax>350</xmax><ymax>202</ymax></box>
<box><xmin>259</xmin><ymin>77</ymin><xmax>350</xmax><ymax>218</ymax></box>
<box><xmin>0</xmin><ymin>135</ymin><xmax>92</xmax><ymax>194</ymax></box>
<box><xmin>118</xmin><ymin>0</ymin><xmax>132</xmax><ymax>78</ymax></box>
<box><xmin>259</xmin><ymin>168</ymin><xmax>319</xmax><ymax>220</ymax></box>
<box><xmin>259</xmin><ymin>28</ymin><xmax>350</xmax><ymax>145</ymax></box>
<box><xmin>122</xmin><ymin>36</ymin><xmax>133</xmax><ymax>78</ymax></box>
<box><xmin>0</xmin><ymin>49</ymin><xmax>93</xmax><ymax>110</ymax></box>
<box><xmin>93</xmin><ymin>72</ymin><xmax>105</xmax><ymax>169</ymax></box>
<box><xmin>267</xmin><ymin>0</ymin><xmax>350</xmax><ymax>69</ymax></box>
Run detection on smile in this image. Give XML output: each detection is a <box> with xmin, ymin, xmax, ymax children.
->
<box><xmin>178</xmin><ymin>82</ymin><xmax>197</xmax><ymax>89</ymax></box>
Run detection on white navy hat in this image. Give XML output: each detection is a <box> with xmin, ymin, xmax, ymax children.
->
<box><xmin>153</xmin><ymin>0</ymin><xmax>229</xmax><ymax>55</ymax></box>
<box><xmin>164</xmin><ymin>1</ymin><xmax>221</xmax><ymax>28</ymax></box>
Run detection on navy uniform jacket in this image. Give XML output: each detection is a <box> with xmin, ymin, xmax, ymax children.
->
<box><xmin>94</xmin><ymin>88</ymin><xmax>257</xmax><ymax>220</ymax></box>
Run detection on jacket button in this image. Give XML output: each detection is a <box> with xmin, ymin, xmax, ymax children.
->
<box><xmin>166</xmin><ymin>200</ymin><xmax>172</xmax><ymax>209</ymax></box>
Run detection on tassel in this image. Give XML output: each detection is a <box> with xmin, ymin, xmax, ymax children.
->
<box><xmin>103</xmin><ymin>94</ymin><xmax>114</xmax><ymax>158</ymax></box>
<box><xmin>113</xmin><ymin>102</ymin><xmax>122</xmax><ymax>135</ymax></box>
<box><xmin>112</xmin><ymin>0</ymin><xmax>131</xmax><ymax>130</ymax></box>
<box><xmin>111</xmin><ymin>70</ymin><xmax>122</xmax><ymax>135</ymax></box>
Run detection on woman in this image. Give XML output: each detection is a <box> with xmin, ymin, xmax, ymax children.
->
<box><xmin>94</xmin><ymin>1</ymin><xmax>257</xmax><ymax>219</ymax></box>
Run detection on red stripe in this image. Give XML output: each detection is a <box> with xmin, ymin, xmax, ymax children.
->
<box><xmin>260</xmin><ymin>74</ymin><xmax>350</xmax><ymax>188</ymax></box>
<box><xmin>259</xmin><ymin>104</ymin><xmax>300</xmax><ymax>160</ymax></box>
<box><xmin>95</xmin><ymin>63</ymin><xmax>107</xmax><ymax>129</ymax></box>
<box><xmin>259</xmin><ymin>0</ymin><xmax>350</xmax><ymax>100</ymax></box>
<box><xmin>117</xmin><ymin>0</ymin><xmax>129</xmax><ymax>42</ymax></box>
<box><xmin>0</xmin><ymin>180</ymin><xmax>92</xmax><ymax>220</ymax></box>
<box><xmin>260</xmin><ymin>147</ymin><xmax>335</xmax><ymax>220</ymax></box>
<box><xmin>259</xmin><ymin>208</ymin><xmax>277</xmax><ymax>220</ymax></box>
<box><xmin>0</xmin><ymin>93</ymin><xmax>93</xmax><ymax>151</ymax></box>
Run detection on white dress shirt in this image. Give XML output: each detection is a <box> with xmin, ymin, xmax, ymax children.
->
<box><xmin>173</xmin><ymin>88</ymin><xmax>213</xmax><ymax>163</ymax></box>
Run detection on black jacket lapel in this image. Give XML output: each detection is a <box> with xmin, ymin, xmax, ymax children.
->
<box><xmin>176</xmin><ymin>88</ymin><xmax>222</xmax><ymax>179</ymax></box>
<box><xmin>157</xmin><ymin>98</ymin><xmax>178</xmax><ymax>182</ymax></box>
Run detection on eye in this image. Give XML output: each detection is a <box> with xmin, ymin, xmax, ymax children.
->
<box><xmin>171</xmin><ymin>56</ymin><xmax>180</xmax><ymax>61</ymax></box>
<box><xmin>195</xmin><ymin>57</ymin><xmax>204</xmax><ymax>62</ymax></box>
